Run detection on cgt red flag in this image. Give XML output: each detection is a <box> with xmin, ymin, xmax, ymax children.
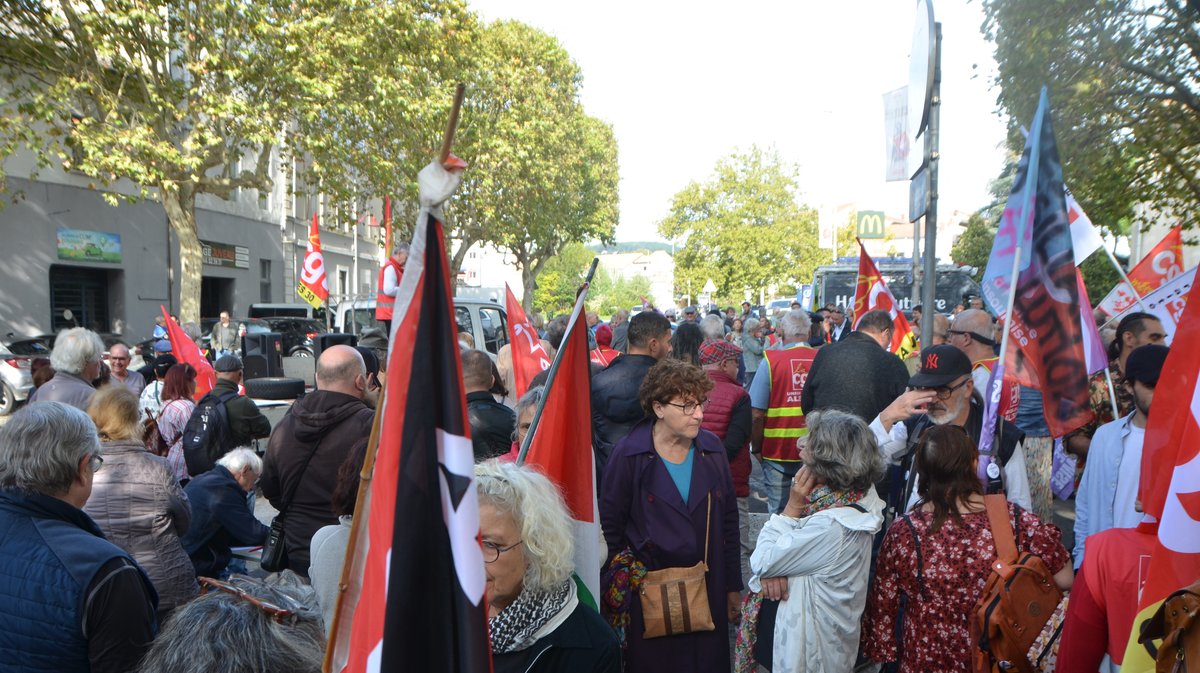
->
<box><xmin>1118</xmin><ymin>274</ymin><xmax>1200</xmax><ymax>671</ymax></box>
<box><xmin>329</xmin><ymin>212</ymin><xmax>491</xmax><ymax>673</ymax></box>
<box><xmin>1096</xmin><ymin>225</ymin><xmax>1184</xmax><ymax>318</ymax></box>
<box><xmin>160</xmin><ymin>305</ymin><xmax>214</xmax><ymax>400</ymax></box>
<box><xmin>852</xmin><ymin>239</ymin><xmax>913</xmax><ymax>354</ymax></box>
<box><xmin>504</xmin><ymin>284</ymin><xmax>551</xmax><ymax>399</ymax></box>
<box><xmin>519</xmin><ymin>289</ymin><xmax>600</xmax><ymax>602</ymax></box>
<box><xmin>297</xmin><ymin>213</ymin><xmax>329</xmax><ymax>310</ymax></box>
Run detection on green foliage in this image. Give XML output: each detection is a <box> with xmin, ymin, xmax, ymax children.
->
<box><xmin>532</xmin><ymin>242</ymin><xmax>593</xmax><ymax>317</ymax></box>
<box><xmin>981</xmin><ymin>0</ymin><xmax>1200</xmax><ymax>235</ymax></box>
<box><xmin>590</xmin><ymin>268</ymin><xmax>652</xmax><ymax>319</ymax></box>
<box><xmin>950</xmin><ymin>212</ymin><xmax>995</xmax><ymax>281</ymax></box>
<box><xmin>658</xmin><ymin>147</ymin><xmax>820</xmax><ymax>306</ymax></box>
<box><xmin>1079</xmin><ymin>250</ymin><xmax>1122</xmax><ymax>305</ymax></box>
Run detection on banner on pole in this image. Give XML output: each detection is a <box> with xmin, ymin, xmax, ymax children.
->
<box><xmin>297</xmin><ymin>213</ymin><xmax>329</xmax><ymax>310</ymax></box>
<box><xmin>1096</xmin><ymin>225</ymin><xmax>1184</xmax><ymax>319</ymax></box>
<box><xmin>884</xmin><ymin>86</ymin><xmax>910</xmax><ymax>182</ymax></box>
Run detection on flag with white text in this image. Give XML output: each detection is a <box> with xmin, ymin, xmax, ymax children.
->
<box><xmin>297</xmin><ymin>213</ymin><xmax>329</xmax><ymax>310</ymax></box>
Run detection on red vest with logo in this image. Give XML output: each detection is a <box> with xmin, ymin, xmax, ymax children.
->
<box><xmin>701</xmin><ymin>369</ymin><xmax>750</xmax><ymax>496</ymax></box>
<box><xmin>375</xmin><ymin>258</ymin><xmax>404</xmax><ymax>320</ymax></box>
<box><xmin>762</xmin><ymin>345</ymin><xmax>817</xmax><ymax>462</ymax></box>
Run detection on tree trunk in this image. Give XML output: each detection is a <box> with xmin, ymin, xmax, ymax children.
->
<box><xmin>520</xmin><ymin>261</ymin><xmax>537</xmax><ymax>315</ymax></box>
<box><xmin>162</xmin><ymin>184</ymin><xmax>202</xmax><ymax>324</ymax></box>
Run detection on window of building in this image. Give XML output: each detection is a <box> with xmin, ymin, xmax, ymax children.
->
<box><xmin>260</xmin><ymin>259</ymin><xmax>272</xmax><ymax>302</ymax></box>
<box><xmin>49</xmin><ymin>265</ymin><xmax>111</xmax><ymax>332</ymax></box>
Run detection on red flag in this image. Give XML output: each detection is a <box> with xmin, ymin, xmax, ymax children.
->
<box><xmin>504</xmin><ymin>284</ymin><xmax>551</xmax><ymax>398</ymax></box>
<box><xmin>159</xmin><ymin>306</ymin><xmax>215</xmax><ymax>400</ymax></box>
<box><xmin>852</xmin><ymin>239</ymin><xmax>913</xmax><ymax>354</ymax></box>
<box><xmin>297</xmin><ymin>213</ymin><xmax>329</xmax><ymax>310</ymax></box>
<box><xmin>1119</xmin><ymin>276</ymin><xmax>1200</xmax><ymax>670</ymax></box>
<box><xmin>1096</xmin><ymin>225</ymin><xmax>1184</xmax><ymax>317</ymax></box>
<box><xmin>329</xmin><ymin>212</ymin><xmax>490</xmax><ymax>673</ymax></box>
<box><xmin>520</xmin><ymin>292</ymin><xmax>600</xmax><ymax>601</ymax></box>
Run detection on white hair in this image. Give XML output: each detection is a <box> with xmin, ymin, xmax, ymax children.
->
<box><xmin>0</xmin><ymin>402</ymin><xmax>99</xmax><ymax>496</ymax></box>
<box><xmin>700</xmin><ymin>314</ymin><xmax>726</xmax><ymax>341</ymax></box>
<box><xmin>217</xmin><ymin>448</ymin><xmax>263</xmax><ymax>475</ymax></box>
<box><xmin>743</xmin><ymin>317</ymin><xmax>760</xmax><ymax>333</ymax></box>
<box><xmin>778</xmin><ymin>310</ymin><xmax>812</xmax><ymax>340</ymax></box>
<box><xmin>474</xmin><ymin>460</ymin><xmax>574</xmax><ymax>593</ymax></box>
<box><xmin>50</xmin><ymin>327</ymin><xmax>105</xmax><ymax>374</ymax></box>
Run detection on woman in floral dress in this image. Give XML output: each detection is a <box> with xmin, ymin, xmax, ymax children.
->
<box><xmin>861</xmin><ymin>425</ymin><xmax>1073</xmax><ymax>672</ymax></box>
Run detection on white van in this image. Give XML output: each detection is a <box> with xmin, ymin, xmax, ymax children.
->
<box><xmin>336</xmin><ymin>297</ymin><xmax>509</xmax><ymax>357</ymax></box>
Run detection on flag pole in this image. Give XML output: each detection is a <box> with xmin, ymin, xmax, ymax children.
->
<box><xmin>323</xmin><ymin>378</ymin><xmax>387</xmax><ymax>673</ymax></box>
<box><xmin>323</xmin><ymin>85</ymin><xmax>466</xmax><ymax>673</ymax></box>
<box><xmin>517</xmin><ymin>257</ymin><xmax>599</xmax><ymax>464</ymax></box>
<box><xmin>1100</xmin><ymin>243</ymin><xmax>1150</xmax><ymax>313</ymax></box>
<box><xmin>1102</xmin><ymin>368</ymin><xmax>1121</xmax><ymax>420</ymax></box>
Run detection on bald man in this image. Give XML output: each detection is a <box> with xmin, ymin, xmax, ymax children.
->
<box><xmin>107</xmin><ymin>343</ymin><xmax>145</xmax><ymax>395</ymax></box>
<box><xmin>260</xmin><ymin>345</ymin><xmax>374</xmax><ymax>577</ymax></box>
<box><xmin>948</xmin><ymin>309</ymin><xmax>1020</xmax><ymax>422</ymax></box>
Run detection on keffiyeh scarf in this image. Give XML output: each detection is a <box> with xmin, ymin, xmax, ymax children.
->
<box><xmin>488</xmin><ymin>579</ymin><xmax>573</xmax><ymax>654</ymax></box>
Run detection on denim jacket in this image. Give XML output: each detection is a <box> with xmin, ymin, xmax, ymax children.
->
<box><xmin>1073</xmin><ymin>413</ymin><xmax>1136</xmax><ymax>568</ymax></box>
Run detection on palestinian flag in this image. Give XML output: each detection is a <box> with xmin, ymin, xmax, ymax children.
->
<box><xmin>328</xmin><ymin>212</ymin><xmax>491</xmax><ymax>673</ymax></box>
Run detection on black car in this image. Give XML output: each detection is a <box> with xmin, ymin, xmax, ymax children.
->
<box><xmin>257</xmin><ymin>317</ymin><xmax>328</xmax><ymax>358</ymax></box>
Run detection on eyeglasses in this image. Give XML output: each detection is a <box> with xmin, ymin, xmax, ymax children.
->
<box><xmin>198</xmin><ymin>577</ymin><xmax>298</xmax><ymax>624</ymax></box>
<box><xmin>482</xmin><ymin>540</ymin><xmax>523</xmax><ymax>564</ymax></box>
<box><xmin>664</xmin><ymin>399</ymin><xmax>706</xmax><ymax>415</ymax></box>
<box><xmin>920</xmin><ymin>377</ymin><xmax>971</xmax><ymax>400</ymax></box>
<box><xmin>88</xmin><ymin>454</ymin><xmax>104</xmax><ymax>473</ymax></box>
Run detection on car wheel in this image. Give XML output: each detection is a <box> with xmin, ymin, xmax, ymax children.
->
<box><xmin>291</xmin><ymin>348</ymin><xmax>313</xmax><ymax>358</ymax></box>
<box><xmin>243</xmin><ymin>376</ymin><xmax>306</xmax><ymax>400</ymax></box>
<box><xmin>0</xmin><ymin>383</ymin><xmax>16</xmax><ymax>416</ymax></box>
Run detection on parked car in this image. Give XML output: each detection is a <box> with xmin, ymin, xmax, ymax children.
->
<box><xmin>2</xmin><ymin>334</ymin><xmax>51</xmax><ymax>358</ymax></box>
<box><xmin>257</xmin><ymin>317</ymin><xmax>328</xmax><ymax>358</ymax></box>
<box><xmin>0</xmin><ymin>349</ymin><xmax>35</xmax><ymax>416</ymax></box>
<box><xmin>335</xmin><ymin>298</ymin><xmax>509</xmax><ymax>357</ymax></box>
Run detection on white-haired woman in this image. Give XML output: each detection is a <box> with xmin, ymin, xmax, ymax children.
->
<box><xmin>737</xmin><ymin>410</ymin><xmax>886</xmax><ymax>673</ymax></box>
<box><xmin>476</xmin><ymin>460</ymin><xmax>620</xmax><ymax>673</ymax></box>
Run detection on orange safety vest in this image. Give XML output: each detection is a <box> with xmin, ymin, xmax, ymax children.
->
<box><xmin>761</xmin><ymin>345</ymin><xmax>817</xmax><ymax>462</ymax></box>
<box><xmin>375</xmin><ymin>258</ymin><xmax>404</xmax><ymax>320</ymax></box>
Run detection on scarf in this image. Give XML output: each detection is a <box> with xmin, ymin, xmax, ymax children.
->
<box><xmin>795</xmin><ymin>485</ymin><xmax>867</xmax><ymax>518</ymax></box>
<box><xmin>601</xmin><ymin>548</ymin><xmax>647</xmax><ymax>649</ymax></box>
<box><xmin>489</xmin><ymin>579</ymin><xmax>572</xmax><ymax>654</ymax></box>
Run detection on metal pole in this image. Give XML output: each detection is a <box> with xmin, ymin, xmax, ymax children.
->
<box><xmin>919</xmin><ymin>23</ymin><xmax>941</xmax><ymax>344</ymax></box>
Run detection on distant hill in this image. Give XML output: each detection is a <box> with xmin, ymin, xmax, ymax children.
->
<box><xmin>589</xmin><ymin>241</ymin><xmax>674</xmax><ymax>255</ymax></box>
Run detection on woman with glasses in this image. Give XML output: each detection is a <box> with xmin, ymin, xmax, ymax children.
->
<box><xmin>156</xmin><ymin>363</ymin><xmax>198</xmax><ymax>483</ymax></box>
<box><xmin>738</xmin><ymin>410</ymin><xmax>885</xmax><ymax>673</ymax></box>
<box><xmin>475</xmin><ymin>460</ymin><xmax>620</xmax><ymax>672</ymax></box>
<box><xmin>84</xmin><ymin>385</ymin><xmax>197</xmax><ymax>621</ymax></box>
<box><xmin>599</xmin><ymin>358</ymin><xmax>742</xmax><ymax>673</ymax></box>
<box><xmin>861</xmin><ymin>425</ymin><xmax>1072</xmax><ymax>672</ymax></box>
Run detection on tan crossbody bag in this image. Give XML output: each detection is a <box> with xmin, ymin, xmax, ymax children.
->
<box><xmin>639</xmin><ymin>493</ymin><xmax>714</xmax><ymax>638</ymax></box>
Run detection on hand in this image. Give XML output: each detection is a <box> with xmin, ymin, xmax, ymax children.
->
<box><xmin>782</xmin><ymin>466</ymin><xmax>819</xmax><ymax>517</ymax></box>
<box><xmin>880</xmin><ymin>389</ymin><xmax>938</xmax><ymax>428</ymax></box>
<box><xmin>727</xmin><ymin>592</ymin><xmax>742</xmax><ymax>623</ymax></box>
<box><xmin>760</xmin><ymin>576</ymin><xmax>789</xmax><ymax>601</ymax></box>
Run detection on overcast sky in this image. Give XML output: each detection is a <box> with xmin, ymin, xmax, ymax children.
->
<box><xmin>469</xmin><ymin>0</ymin><xmax>1011</xmax><ymax>243</ymax></box>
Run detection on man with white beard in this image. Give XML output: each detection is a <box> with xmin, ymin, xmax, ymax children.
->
<box><xmin>869</xmin><ymin>344</ymin><xmax>1032</xmax><ymax>514</ymax></box>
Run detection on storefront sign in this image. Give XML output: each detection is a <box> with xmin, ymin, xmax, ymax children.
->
<box><xmin>201</xmin><ymin>239</ymin><xmax>250</xmax><ymax>269</ymax></box>
<box><xmin>56</xmin><ymin>228</ymin><xmax>122</xmax><ymax>263</ymax></box>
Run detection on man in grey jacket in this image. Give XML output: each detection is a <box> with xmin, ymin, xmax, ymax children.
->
<box><xmin>28</xmin><ymin>327</ymin><xmax>103</xmax><ymax>411</ymax></box>
<box><xmin>208</xmin><ymin>311</ymin><xmax>240</xmax><ymax>358</ymax></box>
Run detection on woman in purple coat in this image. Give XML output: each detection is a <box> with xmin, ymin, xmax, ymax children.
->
<box><xmin>600</xmin><ymin>358</ymin><xmax>743</xmax><ymax>673</ymax></box>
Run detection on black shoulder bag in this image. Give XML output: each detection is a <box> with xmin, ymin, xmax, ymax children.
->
<box><xmin>260</xmin><ymin>436</ymin><xmax>324</xmax><ymax>573</ymax></box>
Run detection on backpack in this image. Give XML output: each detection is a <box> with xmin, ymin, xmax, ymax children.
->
<box><xmin>142</xmin><ymin>408</ymin><xmax>170</xmax><ymax>457</ymax></box>
<box><xmin>1140</xmin><ymin>578</ymin><xmax>1200</xmax><ymax>673</ymax></box>
<box><xmin>182</xmin><ymin>390</ymin><xmax>239</xmax><ymax>476</ymax></box>
<box><xmin>971</xmin><ymin>495</ymin><xmax>1063</xmax><ymax>673</ymax></box>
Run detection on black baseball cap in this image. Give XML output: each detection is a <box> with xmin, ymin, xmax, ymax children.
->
<box><xmin>908</xmin><ymin>344</ymin><xmax>972</xmax><ymax>388</ymax></box>
<box><xmin>214</xmin><ymin>354</ymin><xmax>244</xmax><ymax>372</ymax></box>
<box><xmin>1125</xmin><ymin>344</ymin><xmax>1169</xmax><ymax>386</ymax></box>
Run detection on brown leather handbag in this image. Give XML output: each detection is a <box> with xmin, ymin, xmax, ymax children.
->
<box><xmin>1140</xmin><ymin>578</ymin><xmax>1200</xmax><ymax>673</ymax></box>
<box><xmin>639</xmin><ymin>493</ymin><xmax>715</xmax><ymax>638</ymax></box>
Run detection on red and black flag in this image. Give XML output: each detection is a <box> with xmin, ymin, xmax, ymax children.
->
<box><xmin>329</xmin><ymin>210</ymin><xmax>490</xmax><ymax>672</ymax></box>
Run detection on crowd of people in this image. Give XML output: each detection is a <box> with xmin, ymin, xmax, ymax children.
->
<box><xmin>0</xmin><ymin>295</ymin><xmax>1181</xmax><ymax>672</ymax></box>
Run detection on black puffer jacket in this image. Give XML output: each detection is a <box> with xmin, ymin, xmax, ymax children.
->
<box><xmin>590</xmin><ymin>354</ymin><xmax>657</xmax><ymax>476</ymax></box>
<box><xmin>260</xmin><ymin>390</ymin><xmax>374</xmax><ymax>577</ymax></box>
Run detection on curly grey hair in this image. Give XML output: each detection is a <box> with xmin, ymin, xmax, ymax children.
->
<box><xmin>475</xmin><ymin>460</ymin><xmax>574</xmax><ymax>593</ymax></box>
<box><xmin>802</xmin><ymin>409</ymin><xmax>883</xmax><ymax>491</ymax></box>
<box><xmin>50</xmin><ymin>327</ymin><xmax>105</xmax><ymax>375</ymax></box>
